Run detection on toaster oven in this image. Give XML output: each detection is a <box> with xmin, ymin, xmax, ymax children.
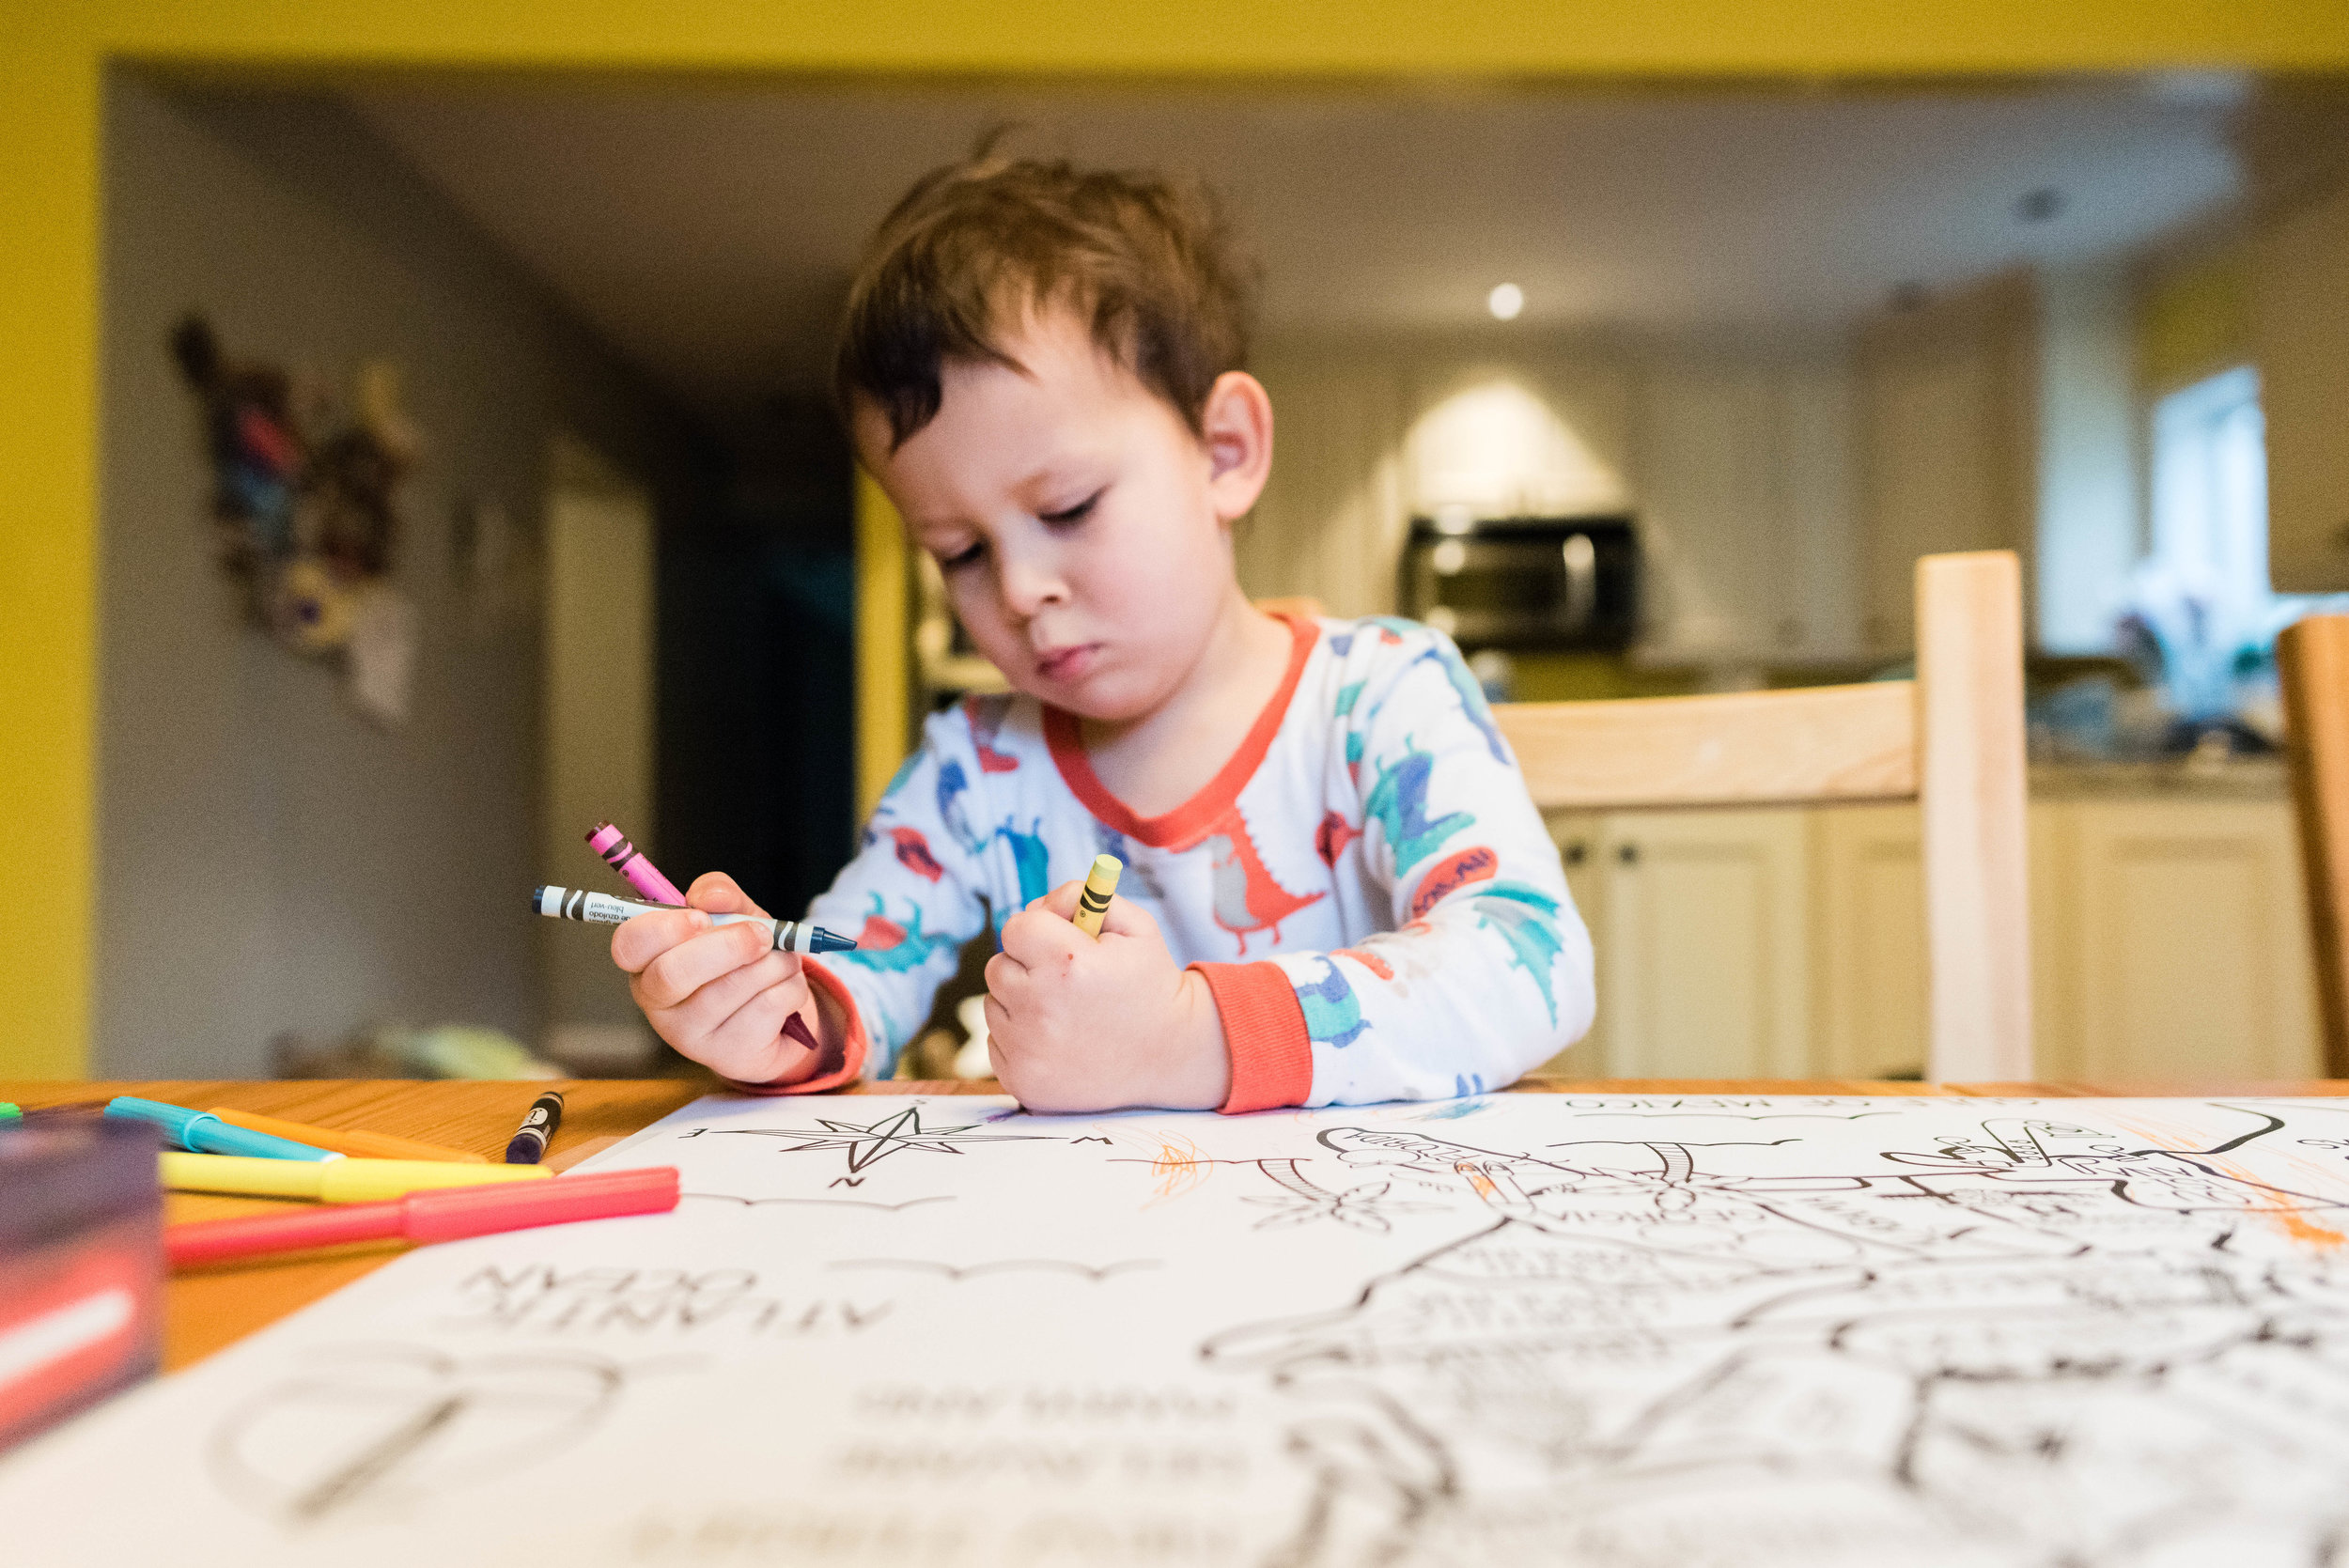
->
<box><xmin>1399</xmin><ymin>515</ymin><xmax>1639</xmax><ymax>651</ymax></box>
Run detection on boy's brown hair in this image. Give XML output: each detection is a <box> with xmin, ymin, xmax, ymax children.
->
<box><xmin>835</xmin><ymin>147</ymin><xmax>1255</xmax><ymax>451</ymax></box>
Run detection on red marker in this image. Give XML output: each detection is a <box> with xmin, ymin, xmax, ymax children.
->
<box><xmin>164</xmin><ymin>1166</ymin><xmax>680</xmax><ymax>1268</ymax></box>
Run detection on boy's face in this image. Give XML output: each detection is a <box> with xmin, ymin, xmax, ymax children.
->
<box><xmin>855</xmin><ymin>308</ymin><xmax>1269</xmax><ymax>724</ymax></box>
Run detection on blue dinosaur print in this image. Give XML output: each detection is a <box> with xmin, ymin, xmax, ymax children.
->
<box><xmin>1294</xmin><ymin>956</ymin><xmax>1368</xmax><ymax>1048</ymax></box>
<box><xmin>936</xmin><ymin>758</ymin><xmax>986</xmax><ymax>856</ymax></box>
<box><xmin>1364</xmin><ymin>740</ymin><xmax>1473</xmax><ymax>875</ymax></box>
<box><xmin>879</xmin><ymin>750</ymin><xmax>923</xmax><ymax>805</ymax></box>
<box><xmin>1327</xmin><ymin>630</ymin><xmax>1354</xmax><ymax>659</ymax></box>
<box><xmin>1470</xmin><ymin>881</ymin><xmax>1565</xmax><ymax>1025</ymax></box>
<box><xmin>1414</xmin><ymin>644</ymin><xmax>1511</xmax><ymax>765</ymax></box>
<box><xmin>834</xmin><ymin>893</ymin><xmax>958</xmax><ymax>975</ymax></box>
<box><xmin>995</xmin><ymin>816</ymin><xmax>1050</xmax><ymax>908</ymax></box>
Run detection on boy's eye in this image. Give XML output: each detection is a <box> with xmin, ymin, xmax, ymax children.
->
<box><xmin>1038</xmin><ymin>491</ymin><xmax>1101</xmax><ymax>526</ymax></box>
<box><xmin>937</xmin><ymin>539</ymin><xmax>987</xmax><ymax>571</ymax></box>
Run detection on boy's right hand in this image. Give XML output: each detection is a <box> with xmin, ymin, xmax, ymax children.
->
<box><xmin>611</xmin><ymin>872</ymin><xmax>832</xmax><ymax>1085</ymax></box>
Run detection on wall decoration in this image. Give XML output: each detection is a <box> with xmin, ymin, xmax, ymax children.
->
<box><xmin>169</xmin><ymin>316</ymin><xmax>421</xmax><ymax>724</ymax></box>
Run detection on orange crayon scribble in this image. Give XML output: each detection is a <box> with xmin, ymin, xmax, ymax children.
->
<box><xmin>1148</xmin><ymin>1134</ymin><xmax>1213</xmax><ymax>1201</ymax></box>
<box><xmin>1456</xmin><ymin>1160</ymin><xmax>1499</xmax><ymax>1202</ymax></box>
<box><xmin>2107</xmin><ymin>1111</ymin><xmax>2348</xmax><ymax>1251</ymax></box>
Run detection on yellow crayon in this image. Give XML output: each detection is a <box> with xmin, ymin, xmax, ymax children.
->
<box><xmin>162</xmin><ymin>1152</ymin><xmax>551</xmax><ymax>1203</ymax></box>
<box><xmin>1072</xmin><ymin>853</ymin><xmax>1123</xmax><ymax>939</ymax></box>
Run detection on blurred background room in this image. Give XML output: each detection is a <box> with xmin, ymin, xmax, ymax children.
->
<box><xmin>9</xmin><ymin>18</ymin><xmax>2349</xmax><ymax>1088</ymax></box>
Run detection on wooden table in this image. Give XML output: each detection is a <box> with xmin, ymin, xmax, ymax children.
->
<box><xmin>11</xmin><ymin>1076</ymin><xmax>2348</xmax><ymax>1373</ymax></box>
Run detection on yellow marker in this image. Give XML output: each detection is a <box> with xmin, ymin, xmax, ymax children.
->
<box><xmin>161</xmin><ymin>1152</ymin><xmax>551</xmax><ymax>1203</ymax></box>
<box><xmin>1072</xmin><ymin>853</ymin><xmax>1123</xmax><ymax>939</ymax></box>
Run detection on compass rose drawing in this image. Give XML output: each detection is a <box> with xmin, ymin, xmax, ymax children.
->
<box><xmin>706</xmin><ymin>1105</ymin><xmax>1055</xmax><ymax>1175</ymax></box>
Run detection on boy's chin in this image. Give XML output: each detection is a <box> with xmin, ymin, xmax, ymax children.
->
<box><xmin>1011</xmin><ymin>667</ymin><xmax>1159</xmax><ymax>723</ymax></box>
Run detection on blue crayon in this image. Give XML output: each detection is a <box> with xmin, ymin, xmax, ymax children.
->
<box><xmin>104</xmin><ymin>1096</ymin><xmax>340</xmax><ymax>1161</ymax></box>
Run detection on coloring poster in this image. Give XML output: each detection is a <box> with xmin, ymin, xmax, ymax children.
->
<box><xmin>9</xmin><ymin>1093</ymin><xmax>2349</xmax><ymax>1566</ymax></box>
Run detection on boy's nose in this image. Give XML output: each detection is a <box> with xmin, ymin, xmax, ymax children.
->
<box><xmin>995</xmin><ymin>552</ymin><xmax>1068</xmax><ymax>618</ymax></box>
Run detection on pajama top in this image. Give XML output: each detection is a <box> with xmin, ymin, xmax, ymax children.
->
<box><xmin>772</xmin><ymin>613</ymin><xmax>1595</xmax><ymax>1110</ymax></box>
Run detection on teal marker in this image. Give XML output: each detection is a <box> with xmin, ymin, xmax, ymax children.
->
<box><xmin>103</xmin><ymin>1096</ymin><xmax>340</xmax><ymax>1161</ymax></box>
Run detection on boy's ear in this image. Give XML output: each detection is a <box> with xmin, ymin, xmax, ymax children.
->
<box><xmin>1200</xmin><ymin>371</ymin><xmax>1273</xmax><ymax>521</ymax></box>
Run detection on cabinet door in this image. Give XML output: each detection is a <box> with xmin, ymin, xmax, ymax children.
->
<box><xmin>2065</xmin><ymin>800</ymin><xmax>2320</xmax><ymax>1081</ymax></box>
<box><xmin>1632</xmin><ymin>364</ymin><xmax>1788</xmax><ymax>660</ymax></box>
<box><xmin>1856</xmin><ymin>272</ymin><xmax>2033</xmax><ymax>652</ymax></box>
<box><xmin>2255</xmin><ymin>179</ymin><xmax>2349</xmax><ymax>593</ymax></box>
<box><xmin>1536</xmin><ymin>811</ymin><xmax>1608</xmax><ymax>1076</ymax></box>
<box><xmin>1601</xmin><ymin>808</ymin><xmax>1810</xmax><ymax>1078</ymax></box>
<box><xmin>1811</xmin><ymin>804</ymin><xmax>1928</xmax><ymax>1079</ymax></box>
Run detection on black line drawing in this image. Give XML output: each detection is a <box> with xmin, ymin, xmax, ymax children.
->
<box><xmin>702</xmin><ymin>1105</ymin><xmax>1056</xmax><ymax>1175</ymax></box>
<box><xmin>207</xmin><ymin>1344</ymin><xmax>626</xmax><ymax>1525</ymax></box>
<box><xmin>1551</xmin><ymin>1110</ymin><xmax>1904</xmax><ymax>1121</ymax></box>
<box><xmin>1240</xmin><ymin>1158</ymin><xmax>1450</xmax><ymax>1234</ymax></box>
<box><xmin>828</xmin><ymin>1258</ymin><xmax>1162</xmax><ymax>1282</ymax></box>
<box><xmin>1201</xmin><ymin>1110</ymin><xmax>2349</xmax><ymax>1566</ymax></box>
<box><xmin>679</xmin><ymin>1192</ymin><xmax>955</xmax><ymax>1213</ymax></box>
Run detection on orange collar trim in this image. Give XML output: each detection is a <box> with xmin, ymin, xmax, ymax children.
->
<box><xmin>1044</xmin><ymin>613</ymin><xmax>1318</xmax><ymax>851</ymax></box>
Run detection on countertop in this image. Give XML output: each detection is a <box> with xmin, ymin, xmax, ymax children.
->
<box><xmin>2030</xmin><ymin>756</ymin><xmax>2288</xmax><ymax>800</ymax></box>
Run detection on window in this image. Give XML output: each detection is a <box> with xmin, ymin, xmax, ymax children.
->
<box><xmin>2130</xmin><ymin>365</ymin><xmax>2322</xmax><ymax>724</ymax></box>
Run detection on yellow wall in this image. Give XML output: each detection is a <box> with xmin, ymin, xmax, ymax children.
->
<box><xmin>8</xmin><ymin>2</ymin><xmax>2349</xmax><ymax>1076</ymax></box>
<box><xmin>854</xmin><ymin>472</ymin><xmax>911</xmax><ymax>819</ymax></box>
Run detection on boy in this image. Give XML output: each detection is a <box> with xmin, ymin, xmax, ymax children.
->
<box><xmin>612</xmin><ymin>152</ymin><xmax>1593</xmax><ymax>1113</ymax></box>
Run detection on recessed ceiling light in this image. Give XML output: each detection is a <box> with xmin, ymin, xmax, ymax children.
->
<box><xmin>2015</xmin><ymin>187</ymin><xmax>2065</xmax><ymax>224</ymax></box>
<box><xmin>1487</xmin><ymin>283</ymin><xmax>1524</xmax><ymax>321</ymax></box>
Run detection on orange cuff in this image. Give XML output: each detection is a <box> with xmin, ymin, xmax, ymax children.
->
<box><xmin>1191</xmin><ymin>961</ymin><xmax>1314</xmax><ymax>1114</ymax></box>
<box><xmin>722</xmin><ymin>957</ymin><xmax>870</xmax><ymax>1095</ymax></box>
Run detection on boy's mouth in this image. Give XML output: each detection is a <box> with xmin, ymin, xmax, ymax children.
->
<box><xmin>1031</xmin><ymin>643</ymin><xmax>1100</xmax><ymax>683</ymax></box>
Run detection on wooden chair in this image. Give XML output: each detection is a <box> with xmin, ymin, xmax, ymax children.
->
<box><xmin>1492</xmin><ymin>551</ymin><xmax>2031</xmax><ymax>1081</ymax></box>
<box><xmin>2278</xmin><ymin>614</ymin><xmax>2349</xmax><ymax>1076</ymax></box>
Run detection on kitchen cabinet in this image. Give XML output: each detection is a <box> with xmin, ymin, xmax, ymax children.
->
<box><xmin>1811</xmin><ymin>803</ymin><xmax>1930</xmax><ymax>1079</ymax></box>
<box><xmin>1544</xmin><ymin>807</ymin><xmax>1809</xmax><ymax>1078</ymax></box>
<box><xmin>2254</xmin><ymin>177</ymin><xmax>2349</xmax><ymax>593</ymax></box>
<box><xmin>1239</xmin><ymin>338</ymin><xmax>1859</xmax><ymax>658</ymax></box>
<box><xmin>1538</xmin><ymin>788</ymin><xmax>2319</xmax><ymax>1082</ymax></box>
<box><xmin>1633</xmin><ymin>359</ymin><xmax>1861</xmax><ymax>663</ymax></box>
<box><xmin>2037</xmin><ymin>798</ymin><xmax>2320</xmax><ymax>1081</ymax></box>
<box><xmin>1855</xmin><ymin>272</ymin><xmax>2034</xmax><ymax>654</ymax></box>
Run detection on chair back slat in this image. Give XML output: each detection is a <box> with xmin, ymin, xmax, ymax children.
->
<box><xmin>2279</xmin><ymin>613</ymin><xmax>2349</xmax><ymax>1076</ymax></box>
<box><xmin>1498</xmin><ymin>681</ymin><xmax>1916</xmax><ymax>812</ymax></box>
<box><xmin>1489</xmin><ymin>549</ymin><xmax>2030</xmax><ymax>1083</ymax></box>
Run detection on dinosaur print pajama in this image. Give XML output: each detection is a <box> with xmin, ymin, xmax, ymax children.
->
<box><xmin>767</xmin><ymin>614</ymin><xmax>1595</xmax><ymax>1110</ymax></box>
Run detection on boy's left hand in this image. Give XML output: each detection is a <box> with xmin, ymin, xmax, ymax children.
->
<box><xmin>987</xmin><ymin>881</ymin><xmax>1231</xmax><ymax>1113</ymax></box>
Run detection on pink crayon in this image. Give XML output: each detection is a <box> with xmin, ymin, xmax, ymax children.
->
<box><xmin>585</xmin><ymin>821</ymin><xmax>687</xmax><ymax>906</ymax></box>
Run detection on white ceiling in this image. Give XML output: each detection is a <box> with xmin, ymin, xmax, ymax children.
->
<box><xmin>350</xmin><ymin>80</ymin><xmax>2241</xmax><ymax>417</ymax></box>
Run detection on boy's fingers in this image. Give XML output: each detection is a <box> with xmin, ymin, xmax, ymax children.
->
<box><xmin>611</xmin><ymin>908</ymin><xmax>710</xmax><ymax>973</ymax></box>
<box><xmin>1028</xmin><ymin>879</ymin><xmax>1086</xmax><ymax>920</ymax></box>
<box><xmin>983</xmin><ymin>950</ymin><xmax>1032</xmax><ymax>1007</ymax></box>
<box><xmin>633</xmin><ymin>922</ymin><xmax>776</xmax><ymax>1010</ymax></box>
<box><xmin>983</xmin><ymin>996</ymin><xmax>1017</xmax><ymax>1059</ymax></box>
<box><xmin>1095</xmin><ymin>893</ymin><xmax>1160</xmax><ymax>943</ymax></box>
<box><xmin>687</xmin><ymin>871</ymin><xmax>770</xmax><ymax>920</ymax></box>
<box><xmin>1000</xmin><ymin>908</ymin><xmax>1081</xmax><ymax>970</ymax></box>
<box><xmin>703</xmin><ymin>980</ymin><xmax>814</xmax><ymax>1079</ymax></box>
<box><xmin>651</xmin><ymin>952</ymin><xmax>802</xmax><ymax>1042</ymax></box>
